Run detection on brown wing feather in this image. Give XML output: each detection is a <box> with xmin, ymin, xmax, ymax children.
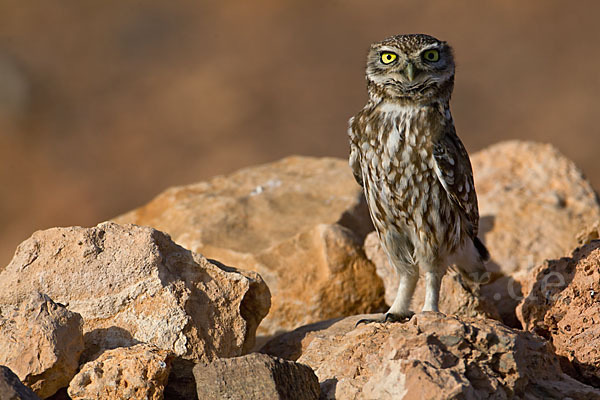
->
<box><xmin>433</xmin><ymin>124</ymin><xmax>480</xmax><ymax>237</ymax></box>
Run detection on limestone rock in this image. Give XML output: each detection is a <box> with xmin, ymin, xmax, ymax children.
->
<box><xmin>363</xmin><ymin>232</ymin><xmax>397</xmax><ymax>307</ymax></box>
<box><xmin>248</xmin><ymin>223</ymin><xmax>384</xmax><ymax>336</ymax></box>
<box><xmin>115</xmin><ymin>156</ymin><xmax>385</xmax><ymax>336</ymax></box>
<box><xmin>68</xmin><ymin>344</ymin><xmax>171</xmax><ymax>400</ymax></box>
<box><xmin>517</xmin><ymin>241</ymin><xmax>600</xmax><ymax>386</ymax></box>
<box><xmin>193</xmin><ymin>353</ymin><xmax>319</xmax><ymax>400</ymax></box>
<box><xmin>260</xmin><ymin>318</ymin><xmax>345</xmax><ymax>362</ymax></box>
<box><xmin>0</xmin><ymin>293</ymin><xmax>83</xmax><ymax>398</ymax></box>
<box><xmin>479</xmin><ymin>271</ymin><xmax>529</xmax><ymax>329</ymax></box>
<box><xmin>0</xmin><ymin>366</ymin><xmax>40</xmax><ymax>400</ymax></box>
<box><xmin>288</xmin><ymin>313</ymin><xmax>600</xmax><ymax>399</ymax></box>
<box><xmin>577</xmin><ymin>221</ymin><xmax>600</xmax><ymax>246</ymax></box>
<box><xmin>0</xmin><ymin>222</ymin><xmax>270</xmax><ymax>365</ymax></box>
<box><xmin>472</xmin><ymin>140</ymin><xmax>600</xmax><ymax>275</ymax></box>
<box><xmin>364</xmin><ymin>231</ymin><xmax>499</xmax><ymax>319</ymax></box>
<box><xmin>115</xmin><ymin>156</ymin><xmax>373</xmax><ymax>249</ymax></box>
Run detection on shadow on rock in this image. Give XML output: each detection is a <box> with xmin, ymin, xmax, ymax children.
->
<box><xmin>82</xmin><ymin>326</ymin><xmax>140</xmax><ymax>362</ymax></box>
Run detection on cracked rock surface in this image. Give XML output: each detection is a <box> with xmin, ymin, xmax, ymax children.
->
<box><xmin>265</xmin><ymin>313</ymin><xmax>600</xmax><ymax>399</ymax></box>
<box><xmin>0</xmin><ymin>222</ymin><xmax>270</xmax><ymax>364</ymax></box>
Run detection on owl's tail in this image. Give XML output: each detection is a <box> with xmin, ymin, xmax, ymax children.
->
<box><xmin>473</xmin><ymin>236</ymin><xmax>490</xmax><ymax>262</ymax></box>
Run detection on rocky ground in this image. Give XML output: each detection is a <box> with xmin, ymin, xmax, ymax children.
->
<box><xmin>2</xmin><ymin>140</ymin><xmax>600</xmax><ymax>399</ymax></box>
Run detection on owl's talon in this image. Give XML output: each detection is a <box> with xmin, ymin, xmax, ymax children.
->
<box><xmin>355</xmin><ymin>312</ymin><xmax>413</xmax><ymax>327</ymax></box>
<box><xmin>384</xmin><ymin>312</ymin><xmax>414</xmax><ymax>322</ymax></box>
<box><xmin>355</xmin><ymin>317</ymin><xmax>382</xmax><ymax>327</ymax></box>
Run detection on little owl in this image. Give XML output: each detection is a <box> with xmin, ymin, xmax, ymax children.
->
<box><xmin>348</xmin><ymin>34</ymin><xmax>489</xmax><ymax>323</ymax></box>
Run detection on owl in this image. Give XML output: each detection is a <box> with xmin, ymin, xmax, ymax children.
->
<box><xmin>349</xmin><ymin>34</ymin><xmax>489</xmax><ymax>323</ymax></box>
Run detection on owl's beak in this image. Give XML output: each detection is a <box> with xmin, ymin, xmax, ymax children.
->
<box><xmin>405</xmin><ymin>63</ymin><xmax>416</xmax><ymax>82</ymax></box>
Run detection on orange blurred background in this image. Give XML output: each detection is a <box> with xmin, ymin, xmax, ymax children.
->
<box><xmin>1</xmin><ymin>0</ymin><xmax>599</xmax><ymax>267</ymax></box>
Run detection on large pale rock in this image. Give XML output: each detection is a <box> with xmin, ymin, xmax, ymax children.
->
<box><xmin>517</xmin><ymin>241</ymin><xmax>600</xmax><ymax>386</ymax></box>
<box><xmin>115</xmin><ymin>156</ymin><xmax>385</xmax><ymax>336</ymax></box>
<box><xmin>0</xmin><ymin>222</ymin><xmax>270</xmax><ymax>364</ymax></box>
<box><xmin>260</xmin><ymin>318</ymin><xmax>345</xmax><ymax>362</ymax></box>
<box><xmin>246</xmin><ymin>223</ymin><xmax>385</xmax><ymax>336</ymax></box>
<box><xmin>276</xmin><ymin>313</ymin><xmax>600</xmax><ymax>399</ymax></box>
<box><xmin>0</xmin><ymin>293</ymin><xmax>83</xmax><ymax>398</ymax></box>
<box><xmin>364</xmin><ymin>232</ymin><xmax>499</xmax><ymax>319</ymax></box>
<box><xmin>472</xmin><ymin>140</ymin><xmax>600</xmax><ymax>275</ymax></box>
<box><xmin>471</xmin><ymin>141</ymin><xmax>600</xmax><ymax>328</ymax></box>
<box><xmin>68</xmin><ymin>344</ymin><xmax>171</xmax><ymax>400</ymax></box>
<box><xmin>0</xmin><ymin>366</ymin><xmax>40</xmax><ymax>400</ymax></box>
<box><xmin>193</xmin><ymin>353</ymin><xmax>319</xmax><ymax>400</ymax></box>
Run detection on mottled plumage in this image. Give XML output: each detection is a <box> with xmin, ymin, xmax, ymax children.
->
<box><xmin>349</xmin><ymin>34</ymin><xmax>489</xmax><ymax>322</ymax></box>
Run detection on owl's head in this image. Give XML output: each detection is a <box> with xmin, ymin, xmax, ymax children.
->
<box><xmin>366</xmin><ymin>34</ymin><xmax>455</xmax><ymax>103</ymax></box>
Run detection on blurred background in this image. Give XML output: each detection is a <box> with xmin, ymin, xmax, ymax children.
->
<box><xmin>0</xmin><ymin>0</ymin><xmax>599</xmax><ymax>267</ymax></box>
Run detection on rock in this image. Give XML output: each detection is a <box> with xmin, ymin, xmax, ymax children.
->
<box><xmin>0</xmin><ymin>293</ymin><xmax>83</xmax><ymax>398</ymax></box>
<box><xmin>363</xmin><ymin>232</ymin><xmax>397</xmax><ymax>307</ymax></box>
<box><xmin>0</xmin><ymin>366</ymin><xmax>40</xmax><ymax>400</ymax></box>
<box><xmin>479</xmin><ymin>271</ymin><xmax>529</xmax><ymax>329</ymax></box>
<box><xmin>44</xmin><ymin>388</ymin><xmax>69</xmax><ymax>400</ymax></box>
<box><xmin>266</xmin><ymin>313</ymin><xmax>600</xmax><ymax>399</ymax></box>
<box><xmin>364</xmin><ymin>231</ymin><xmax>500</xmax><ymax>320</ymax></box>
<box><xmin>192</xmin><ymin>353</ymin><xmax>319</xmax><ymax>400</ymax></box>
<box><xmin>577</xmin><ymin>221</ymin><xmax>600</xmax><ymax>246</ymax></box>
<box><xmin>115</xmin><ymin>156</ymin><xmax>385</xmax><ymax>336</ymax></box>
<box><xmin>162</xmin><ymin>359</ymin><xmax>197</xmax><ymax>400</ymax></box>
<box><xmin>260</xmin><ymin>318</ymin><xmax>345</xmax><ymax>362</ymax></box>
<box><xmin>472</xmin><ymin>140</ymin><xmax>600</xmax><ymax>275</ymax></box>
<box><xmin>471</xmin><ymin>141</ymin><xmax>600</xmax><ymax>329</ymax></box>
<box><xmin>67</xmin><ymin>344</ymin><xmax>171</xmax><ymax>400</ymax></box>
<box><xmin>0</xmin><ymin>222</ymin><xmax>270</xmax><ymax>365</ymax></box>
<box><xmin>516</xmin><ymin>241</ymin><xmax>600</xmax><ymax>386</ymax></box>
<box><xmin>247</xmin><ymin>223</ymin><xmax>384</xmax><ymax>336</ymax></box>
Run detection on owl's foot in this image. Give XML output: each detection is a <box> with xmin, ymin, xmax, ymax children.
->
<box><xmin>355</xmin><ymin>312</ymin><xmax>414</xmax><ymax>327</ymax></box>
<box><xmin>384</xmin><ymin>311</ymin><xmax>414</xmax><ymax>322</ymax></box>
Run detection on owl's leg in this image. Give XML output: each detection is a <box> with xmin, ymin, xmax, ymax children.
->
<box><xmin>355</xmin><ymin>270</ymin><xmax>418</xmax><ymax>326</ymax></box>
<box><xmin>386</xmin><ymin>271</ymin><xmax>419</xmax><ymax>320</ymax></box>
<box><xmin>422</xmin><ymin>270</ymin><xmax>443</xmax><ymax>312</ymax></box>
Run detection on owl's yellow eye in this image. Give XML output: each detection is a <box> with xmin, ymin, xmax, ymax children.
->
<box><xmin>380</xmin><ymin>52</ymin><xmax>397</xmax><ymax>64</ymax></box>
<box><xmin>422</xmin><ymin>49</ymin><xmax>440</xmax><ymax>62</ymax></box>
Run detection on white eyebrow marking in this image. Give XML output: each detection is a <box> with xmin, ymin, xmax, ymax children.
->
<box><xmin>421</xmin><ymin>43</ymin><xmax>442</xmax><ymax>50</ymax></box>
<box><xmin>379</xmin><ymin>46</ymin><xmax>400</xmax><ymax>53</ymax></box>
